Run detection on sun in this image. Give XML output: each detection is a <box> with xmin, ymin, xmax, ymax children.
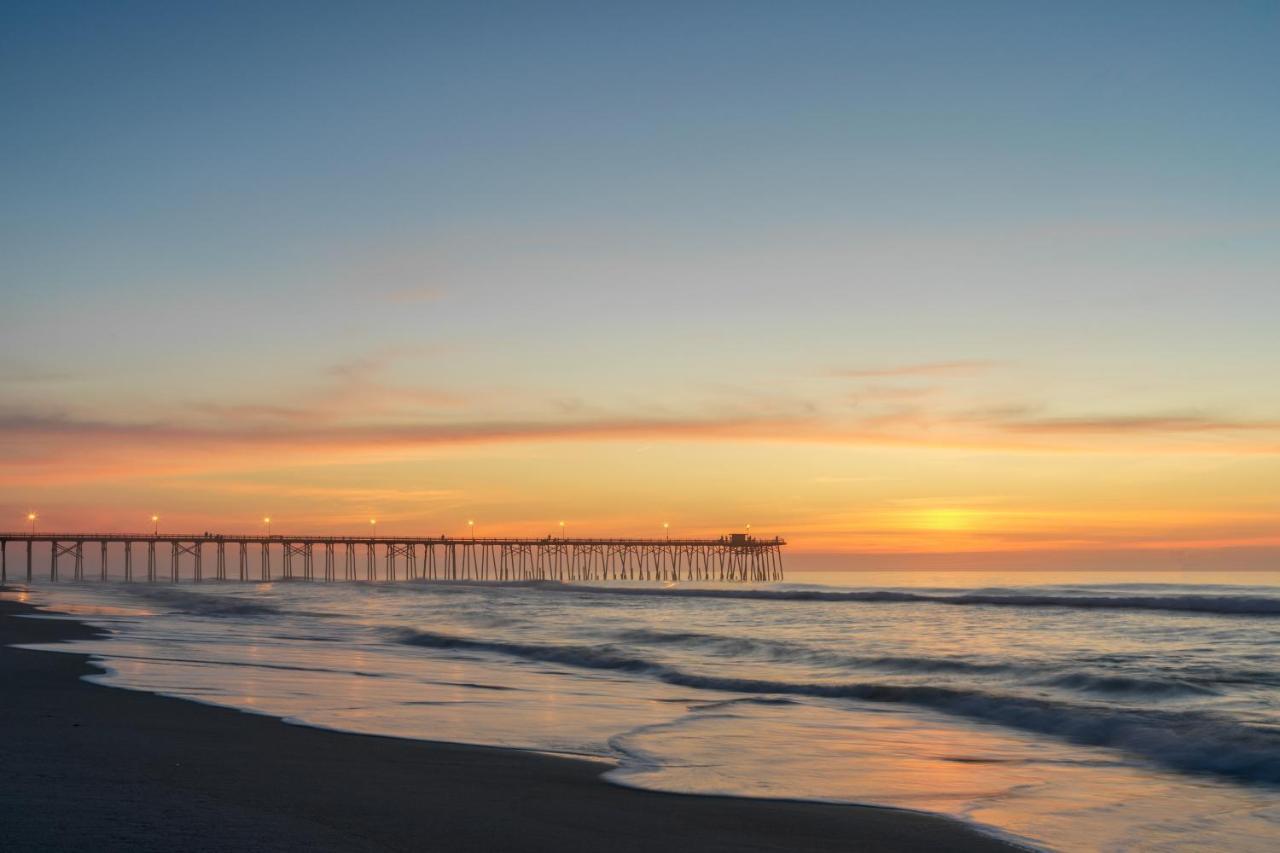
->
<box><xmin>916</xmin><ymin>508</ymin><xmax>980</xmax><ymax>532</ymax></box>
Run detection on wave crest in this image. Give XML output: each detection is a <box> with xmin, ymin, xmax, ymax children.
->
<box><xmin>612</xmin><ymin>628</ymin><xmax>1019</xmax><ymax>675</ymax></box>
<box><xmin>395</xmin><ymin>628</ymin><xmax>1280</xmax><ymax>785</ymax></box>
<box><xmin>122</xmin><ymin>587</ymin><xmax>287</xmax><ymax>617</ymax></box>
<box><xmin>556</xmin><ymin>585</ymin><xmax>1280</xmax><ymax>616</ymax></box>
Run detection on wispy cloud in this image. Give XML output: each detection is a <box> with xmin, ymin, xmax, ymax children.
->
<box><xmin>189</xmin><ymin>403</ymin><xmax>317</xmax><ymax>423</ymax></box>
<box><xmin>0</xmin><ymin>411</ymin><xmax>811</xmax><ymax>446</ymax></box>
<box><xmin>189</xmin><ymin>348</ymin><xmax>469</xmax><ymax>426</ymax></box>
<box><xmin>833</xmin><ymin>360</ymin><xmax>999</xmax><ymax>379</ymax></box>
<box><xmin>7</xmin><ymin>351</ymin><xmax>1280</xmax><ymax>493</ymax></box>
<box><xmin>847</xmin><ymin>385</ymin><xmax>939</xmax><ymax>405</ymax></box>
<box><xmin>0</xmin><ymin>361</ymin><xmax>76</xmax><ymax>384</ymax></box>
<box><xmin>0</xmin><ymin>409</ymin><xmax>818</xmax><ymax>484</ymax></box>
<box><xmin>999</xmin><ymin>414</ymin><xmax>1280</xmax><ymax>434</ymax></box>
<box><xmin>810</xmin><ymin>475</ymin><xmax>888</xmax><ymax>484</ymax></box>
<box><xmin>185</xmin><ymin>481</ymin><xmax>462</xmax><ymax>503</ymax></box>
<box><xmin>5</xmin><ymin>400</ymin><xmax>1279</xmax><ymax>490</ymax></box>
<box><xmin>381</xmin><ymin>285</ymin><xmax>445</xmax><ymax>305</ymax></box>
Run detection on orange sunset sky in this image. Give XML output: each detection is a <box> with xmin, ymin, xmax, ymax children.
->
<box><xmin>3</xmin><ymin>4</ymin><xmax>1278</xmax><ymax>569</ymax></box>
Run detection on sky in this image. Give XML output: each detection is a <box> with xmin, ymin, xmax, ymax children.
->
<box><xmin>2</xmin><ymin>2</ymin><xmax>1278</xmax><ymax>567</ymax></box>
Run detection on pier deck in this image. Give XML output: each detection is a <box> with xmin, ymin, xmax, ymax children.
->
<box><xmin>0</xmin><ymin>533</ymin><xmax>784</xmax><ymax>584</ymax></box>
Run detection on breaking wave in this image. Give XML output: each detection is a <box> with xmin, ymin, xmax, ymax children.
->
<box><xmin>395</xmin><ymin>628</ymin><xmax>1280</xmax><ymax>785</ymax></box>
<box><xmin>119</xmin><ymin>587</ymin><xmax>338</xmax><ymax>619</ymax></box>
<box><xmin>556</xmin><ymin>584</ymin><xmax>1280</xmax><ymax>616</ymax></box>
<box><xmin>611</xmin><ymin>627</ymin><xmax>1020</xmax><ymax>675</ymax></box>
<box><xmin>121</xmin><ymin>587</ymin><xmax>289</xmax><ymax>617</ymax></box>
<box><xmin>1028</xmin><ymin>671</ymin><xmax>1220</xmax><ymax>698</ymax></box>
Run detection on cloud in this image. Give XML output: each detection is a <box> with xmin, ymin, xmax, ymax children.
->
<box><xmin>5</xmin><ymin>400</ymin><xmax>1278</xmax><ymax>490</ymax></box>
<box><xmin>833</xmin><ymin>360</ymin><xmax>999</xmax><ymax>379</ymax></box>
<box><xmin>325</xmin><ymin>345</ymin><xmax>444</xmax><ymax>379</ymax></box>
<box><xmin>184</xmin><ymin>348</ymin><xmax>469</xmax><ymax>427</ymax></box>
<box><xmin>0</xmin><ymin>411</ymin><xmax>810</xmax><ymax>446</ymax></box>
<box><xmin>999</xmin><ymin>414</ymin><xmax>1280</xmax><ymax>434</ymax></box>
<box><xmin>0</xmin><ymin>363</ymin><xmax>76</xmax><ymax>384</ymax></box>
<box><xmin>381</xmin><ymin>286</ymin><xmax>445</xmax><ymax>305</ymax></box>
<box><xmin>189</xmin><ymin>403</ymin><xmax>317</xmax><ymax>423</ymax></box>
<box><xmin>0</xmin><ymin>409</ymin><xmax>820</xmax><ymax>485</ymax></box>
<box><xmin>810</xmin><ymin>475</ymin><xmax>888</xmax><ymax>484</ymax></box>
<box><xmin>847</xmin><ymin>385</ymin><xmax>939</xmax><ymax>405</ymax></box>
<box><xmin>6</xmin><ymin>381</ymin><xmax>1280</xmax><ymax>489</ymax></box>
<box><xmin>185</xmin><ymin>481</ymin><xmax>462</xmax><ymax>503</ymax></box>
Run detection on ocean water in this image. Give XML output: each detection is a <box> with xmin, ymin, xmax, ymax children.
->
<box><xmin>7</xmin><ymin>570</ymin><xmax>1280</xmax><ymax>851</ymax></box>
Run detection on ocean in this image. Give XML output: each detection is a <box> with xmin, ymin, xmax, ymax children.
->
<box><xmin>8</xmin><ymin>570</ymin><xmax>1280</xmax><ymax>851</ymax></box>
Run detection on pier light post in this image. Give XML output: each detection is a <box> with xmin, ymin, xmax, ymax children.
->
<box><xmin>28</xmin><ymin>513</ymin><xmax>36</xmax><ymax>535</ymax></box>
<box><xmin>663</xmin><ymin>522</ymin><xmax>670</xmax><ymax>541</ymax></box>
<box><xmin>264</xmin><ymin>517</ymin><xmax>271</xmax><ymax>537</ymax></box>
<box><xmin>559</xmin><ymin>520</ymin><xmax>565</xmax><ymax>539</ymax></box>
<box><xmin>152</xmin><ymin>515</ymin><xmax>159</xmax><ymax>536</ymax></box>
<box><xmin>468</xmin><ymin>519</ymin><xmax>475</xmax><ymax>540</ymax></box>
<box><xmin>370</xmin><ymin>518</ymin><xmax>377</xmax><ymax>535</ymax></box>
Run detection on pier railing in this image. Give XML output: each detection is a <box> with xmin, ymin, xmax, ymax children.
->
<box><xmin>0</xmin><ymin>533</ymin><xmax>785</xmax><ymax>584</ymax></box>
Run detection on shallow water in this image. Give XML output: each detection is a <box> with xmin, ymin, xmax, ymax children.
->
<box><xmin>8</xmin><ymin>570</ymin><xmax>1280</xmax><ymax>851</ymax></box>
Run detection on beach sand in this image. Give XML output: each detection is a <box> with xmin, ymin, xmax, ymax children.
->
<box><xmin>0</xmin><ymin>596</ymin><xmax>1017</xmax><ymax>852</ymax></box>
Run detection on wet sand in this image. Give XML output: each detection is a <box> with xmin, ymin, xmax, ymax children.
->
<box><xmin>0</xmin><ymin>596</ymin><xmax>1018</xmax><ymax>852</ymax></box>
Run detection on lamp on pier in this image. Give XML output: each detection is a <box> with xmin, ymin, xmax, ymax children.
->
<box><xmin>28</xmin><ymin>512</ymin><xmax>36</xmax><ymax>535</ymax></box>
<box><xmin>559</xmin><ymin>520</ymin><xmax>565</xmax><ymax>539</ymax></box>
<box><xmin>152</xmin><ymin>515</ymin><xmax>159</xmax><ymax>536</ymax></box>
<box><xmin>264</xmin><ymin>517</ymin><xmax>272</xmax><ymax>537</ymax></box>
<box><xmin>663</xmin><ymin>522</ymin><xmax>669</xmax><ymax>541</ymax></box>
<box><xmin>468</xmin><ymin>519</ymin><xmax>475</xmax><ymax>540</ymax></box>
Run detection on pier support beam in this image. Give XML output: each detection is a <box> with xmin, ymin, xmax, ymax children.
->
<box><xmin>0</xmin><ymin>535</ymin><xmax>784</xmax><ymax>584</ymax></box>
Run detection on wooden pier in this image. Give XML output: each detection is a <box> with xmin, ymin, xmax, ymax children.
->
<box><xmin>0</xmin><ymin>533</ymin><xmax>785</xmax><ymax>584</ymax></box>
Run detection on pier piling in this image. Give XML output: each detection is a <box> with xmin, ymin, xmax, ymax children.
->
<box><xmin>0</xmin><ymin>532</ymin><xmax>785</xmax><ymax>584</ymax></box>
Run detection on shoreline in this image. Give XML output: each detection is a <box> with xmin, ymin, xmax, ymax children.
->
<box><xmin>1</xmin><ymin>594</ymin><xmax>1019</xmax><ymax>852</ymax></box>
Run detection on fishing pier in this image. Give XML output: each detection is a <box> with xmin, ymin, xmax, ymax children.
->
<box><xmin>0</xmin><ymin>532</ymin><xmax>785</xmax><ymax>584</ymax></box>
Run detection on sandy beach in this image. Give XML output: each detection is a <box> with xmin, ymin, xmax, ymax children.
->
<box><xmin>0</xmin><ymin>595</ymin><xmax>1017</xmax><ymax>852</ymax></box>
